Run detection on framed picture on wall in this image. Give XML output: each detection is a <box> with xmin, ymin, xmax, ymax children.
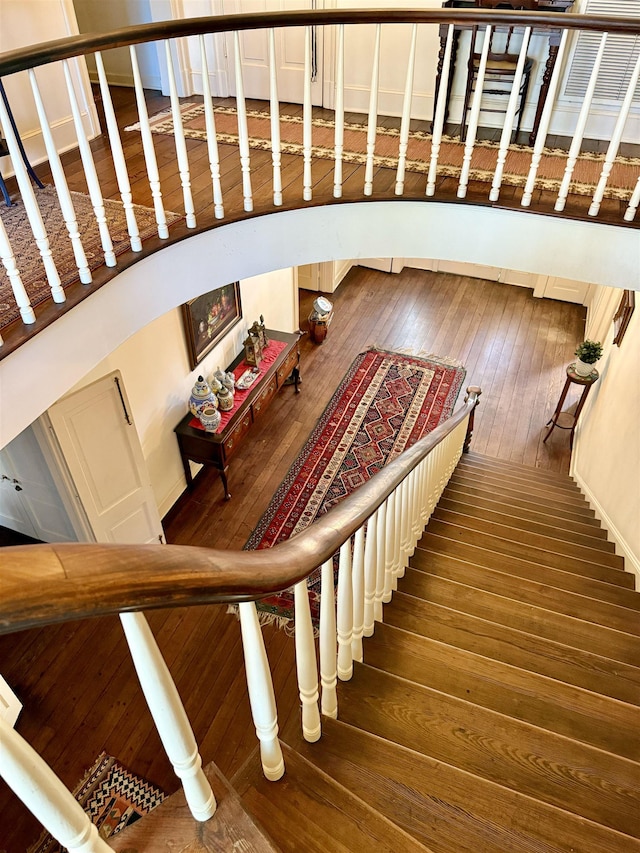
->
<box><xmin>182</xmin><ymin>282</ymin><xmax>242</xmax><ymax>368</ymax></box>
<box><xmin>612</xmin><ymin>289</ymin><xmax>635</xmax><ymax>347</ymax></box>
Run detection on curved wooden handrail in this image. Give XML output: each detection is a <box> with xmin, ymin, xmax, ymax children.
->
<box><xmin>0</xmin><ymin>9</ymin><xmax>639</xmax><ymax>77</ymax></box>
<box><xmin>0</xmin><ymin>388</ymin><xmax>480</xmax><ymax>636</ymax></box>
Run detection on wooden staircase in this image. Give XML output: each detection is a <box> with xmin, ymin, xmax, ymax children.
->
<box><xmin>114</xmin><ymin>453</ymin><xmax>640</xmax><ymax>852</ymax></box>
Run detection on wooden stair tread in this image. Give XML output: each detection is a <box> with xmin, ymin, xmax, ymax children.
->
<box><xmin>415</xmin><ymin>534</ymin><xmax>640</xmax><ymax>608</ymax></box>
<box><xmin>456</xmin><ymin>457</ymin><xmax>584</xmax><ymax>495</ymax></box>
<box><xmin>409</xmin><ymin>551</ymin><xmax>640</xmax><ymax>632</ymax></box>
<box><xmin>439</xmin><ymin>493</ymin><xmax>611</xmax><ymax>547</ymax></box>
<box><xmin>283</xmin><ymin>716</ymin><xmax>640</xmax><ymax>853</ymax></box>
<box><xmin>385</xmin><ymin>592</ymin><xmax>640</xmax><ymax>705</ymax></box>
<box><xmin>231</xmin><ymin>742</ymin><xmax>432</xmax><ymax>853</ymax></box>
<box><xmin>399</xmin><ymin>568</ymin><xmax>640</xmax><ymax>665</ymax></box>
<box><xmin>364</xmin><ymin>621</ymin><xmax>639</xmax><ymax>759</ymax></box>
<box><xmin>337</xmin><ymin>663</ymin><xmax>640</xmax><ymax>836</ymax></box>
<box><xmin>463</xmin><ymin>451</ymin><xmax>581</xmax><ymax>486</ymax></box>
<box><xmin>421</xmin><ymin>521</ymin><xmax>634</xmax><ymax>587</ymax></box>
<box><xmin>449</xmin><ymin>473</ymin><xmax>596</xmax><ymax>517</ymax></box>
<box><xmin>449</xmin><ymin>468</ymin><xmax>590</xmax><ymax>507</ymax></box>
<box><xmin>108</xmin><ymin>760</ymin><xmax>277</xmax><ymax>852</ymax></box>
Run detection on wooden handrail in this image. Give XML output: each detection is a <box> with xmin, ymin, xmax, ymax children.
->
<box><xmin>0</xmin><ymin>9</ymin><xmax>639</xmax><ymax>77</ymax></box>
<box><xmin>0</xmin><ymin>388</ymin><xmax>480</xmax><ymax>635</ymax></box>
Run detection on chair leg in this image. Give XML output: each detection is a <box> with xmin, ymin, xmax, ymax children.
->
<box><xmin>0</xmin><ymin>172</ymin><xmax>12</xmax><ymax>206</ymax></box>
<box><xmin>514</xmin><ymin>69</ymin><xmax>532</xmax><ymax>143</ymax></box>
<box><xmin>0</xmin><ymin>79</ymin><xmax>44</xmax><ymax>192</ymax></box>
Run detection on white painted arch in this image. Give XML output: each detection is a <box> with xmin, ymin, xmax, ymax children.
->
<box><xmin>1</xmin><ymin>200</ymin><xmax>638</xmax><ymax>448</ymax></box>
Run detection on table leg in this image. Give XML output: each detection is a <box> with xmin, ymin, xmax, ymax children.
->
<box><xmin>221</xmin><ymin>466</ymin><xmax>231</xmax><ymax>501</ymax></box>
<box><xmin>293</xmin><ymin>365</ymin><xmax>301</xmax><ymax>394</ymax></box>
<box><xmin>543</xmin><ymin>375</ymin><xmax>571</xmax><ymax>442</ymax></box>
<box><xmin>569</xmin><ymin>384</ymin><xmax>593</xmax><ymax>450</ymax></box>
<box><xmin>181</xmin><ymin>454</ymin><xmax>194</xmax><ymax>490</ymax></box>
<box><xmin>529</xmin><ymin>43</ymin><xmax>559</xmax><ymax>146</ymax></box>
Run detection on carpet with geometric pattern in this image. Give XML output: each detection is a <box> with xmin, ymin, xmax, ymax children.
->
<box><xmin>244</xmin><ymin>347</ymin><xmax>466</xmax><ymax>631</ymax></box>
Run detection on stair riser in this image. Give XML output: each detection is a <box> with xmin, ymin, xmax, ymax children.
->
<box><xmin>449</xmin><ymin>474</ymin><xmax>595</xmax><ymax>517</ymax></box>
<box><xmin>463</xmin><ymin>451</ymin><xmax>581</xmax><ymax>487</ymax></box>
<box><xmin>457</xmin><ymin>459</ymin><xmax>583</xmax><ymax>496</ymax></box>
<box><xmin>450</xmin><ymin>470</ymin><xmax>589</xmax><ymax>508</ymax></box>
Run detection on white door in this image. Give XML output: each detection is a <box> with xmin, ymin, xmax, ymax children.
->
<box><xmin>223</xmin><ymin>0</ymin><xmax>324</xmax><ymax>105</ymax></box>
<box><xmin>47</xmin><ymin>372</ymin><xmax>165</xmax><ymax>545</ymax></box>
<box><xmin>536</xmin><ymin>275</ymin><xmax>591</xmax><ymax>304</ymax></box>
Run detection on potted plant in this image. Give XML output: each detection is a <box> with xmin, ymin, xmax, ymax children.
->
<box><xmin>574</xmin><ymin>339</ymin><xmax>603</xmax><ymax>377</ymax></box>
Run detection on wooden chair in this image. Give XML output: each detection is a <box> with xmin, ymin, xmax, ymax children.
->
<box><xmin>460</xmin><ymin>0</ymin><xmax>538</xmax><ymax>143</ymax></box>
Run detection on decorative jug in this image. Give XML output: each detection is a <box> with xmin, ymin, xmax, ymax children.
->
<box><xmin>198</xmin><ymin>405</ymin><xmax>221</xmax><ymax>433</ymax></box>
<box><xmin>217</xmin><ymin>385</ymin><xmax>234</xmax><ymax>412</ymax></box>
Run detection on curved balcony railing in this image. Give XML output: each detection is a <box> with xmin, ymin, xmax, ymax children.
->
<box><xmin>0</xmin><ymin>8</ymin><xmax>639</xmax><ymax>356</ymax></box>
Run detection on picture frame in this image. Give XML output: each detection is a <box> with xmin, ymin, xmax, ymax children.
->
<box><xmin>182</xmin><ymin>282</ymin><xmax>242</xmax><ymax>368</ymax></box>
<box><xmin>612</xmin><ymin>289</ymin><xmax>635</xmax><ymax>347</ymax></box>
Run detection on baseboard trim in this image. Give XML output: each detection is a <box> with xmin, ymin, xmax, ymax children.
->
<box><xmin>573</xmin><ymin>470</ymin><xmax>640</xmax><ymax>583</ymax></box>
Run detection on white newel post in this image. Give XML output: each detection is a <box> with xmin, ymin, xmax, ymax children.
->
<box><xmin>238</xmin><ymin>602</ymin><xmax>285</xmax><ymax>781</ymax></box>
<box><xmin>119</xmin><ymin>612</ymin><xmax>216</xmax><ymax>821</ymax></box>
<box><xmin>0</xmin><ymin>716</ymin><xmax>112</xmax><ymax>853</ymax></box>
<box><xmin>320</xmin><ymin>558</ymin><xmax>338</xmax><ymax>718</ymax></box>
<box><xmin>294</xmin><ymin>580</ymin><xmax>321</xmax><ymax>742</ymax></box>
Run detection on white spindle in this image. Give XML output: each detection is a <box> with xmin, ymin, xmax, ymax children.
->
<box><xmin>624</xmin><ymin>174</ymin><xmax>640</xmax><ymax>222</ymax></box>
<box><xmin>392</xmin><ymin>482</ymin><xmax>404</xmax><ymax>580</ymax></box>
<box><xmin>489</xmin><ymin>27</ymin><xmax>532</xmax><ymax>202</ymax></box>
<box><xmin>351</xmin><ymin>525</ymin><xmax>366</xmax><ymax>662</ymax></box>
<box><xmin>422</xmin><ymin>453</ymin><xmax>435</xmax><ymax>522</ymax></box>
<box><xmin>62</xmin><ymin>60</ymin><xmax>115</xmax><ymax>266</ymax></box>
<box><xmin>334</xmin><ymin>24</ymin><xmax>345</xmax><ymax>198</ymax></box>
<box><xmin>0</xmin><ymin>220</ymin><xmax>35</xmax><ymax>324</ymax></box>
<box><xmin>400</xmin><ymin>477</ymin><xmax>412</xmax><ymax>568</ymax></box>
<box><xmin>29</xmin><ymin>70</ymin><xmax>91</xmax><ymax>284</ymax></box>
<box><xmin>268</xmin><ymin>29</ymin><xmax>283</xmax><ymax>206</ymax></box>
<box><xmin>589</xmin><ymin>49</ymin><xmax>640</xmax><ymax>217</ymax></box>
<box><xmin>0</xmin><ymin>90</ymin><xmax>63</xmax><ymax>303</ymax></box>
<box><xmin>130</xmin><ymin>45</ymin><xmax>170</xmax><ymax>238</ymax></box>
<box><xmin>385</xmin><ymin>490</ymin><xmax>397</xmax><ymax>594</ymax></box>
<box><xmin>458</xmin><ymin>26</ymin><xmax>491</xmax><ymax>199</ymax></box>
<box><xmin>337</xmin><ymin>539</ymin><xmax>354</xmax><ymax>680</ymax></box>
<box><xmin>165</xmin><ymin>41</ymin><xmax>195</xmax><ymax>227</ymax></box>
<box><xmin>395</xmin><ymin>24</ymin><xmax>418</xmax><ymax>196</ymax></box>
<box><xmin>375</xmin><ymin>500</ymin><xmax>387</xmax><ymax>619</ymax></box>
<box><xmin>427</xmin><ymin>24</ymin><xmax>454</xmax><ymax>197</ymax></box>
<box><xmin>522</xmin><ymin>29</ymin><xmax>569</xmax><ymax>207</ymax></box>
<box><xmin>294</xmin><ymin>580</ymin><xmax>321</xmax><ymax>741</ymax></box>
<box><xmin>303</xmin><ymin>26</ymin><xmax>313</xmax><ymax>201</ymax></box>
<box><xmin>95</xmin><ymin>52</ymin><xmax>142</xmax><ymax>249</ymax></box>
<box><xmin>238</xmin><ymin>601</ymin><xmax>285</xmax><ymax>780</ymax></box>
<box><xmin>119</xmin><ymin>612</ymin><xmax>216</xmax><ymax>821</ymax></box>
<box><xmin>0</xmin><ymin>716</ymin><xmax>112</xmax><ymax>853</ymax></box>
<box><xmin>411</xmin><ymin>467</ymin><xmax>422</xmax><ymax>539</ymax></box>
<box><xmin>320</xmin><ymin>557</ymin><xmax>338</xmax><ymax>717</ymax></box>
<box><xmin>364</xmin><ymin>24</ymin><xmax>381</xmax><ymax>196</ymax></box>
<box><xmin>233</xmin><ymin>31</ymin><xmax>254</xmax><ymax>211</ymax></box>
<box><xmin>198</xmin><ymin>37</ymin><xmax>225</xmax><ymax>219</ymax></box>
<box><xmin>363</xmin><ymin>510</ymin><xmax>378</xmax><ymax>636</ymax></box>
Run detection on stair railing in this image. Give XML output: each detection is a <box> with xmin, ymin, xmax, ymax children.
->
<box><xmin>1</xmin><ymin>7</ymin><xmax>639</xmax><ymax>352</ymax></box>
<box><xmin>0</xmin><ymin>386</ymin><xmax>480</xmax><ymax>851</ymax></box>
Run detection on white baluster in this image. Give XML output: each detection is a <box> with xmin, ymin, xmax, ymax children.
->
<box><xmin>489</xmin><ymin>27</ymin><xmax>532</xmax><ymax>202</ymax></box>
<box><xmin>233</xmin><ymin>31</ymin><xmax>254</xmax><ymax>211</ymax></box>
<box><xmin>198</xmin><ymin>36</ymin><xmax>225</xmax><ymax>219</ymax></box>
<box><xmin>165</xmin><ymin>41</ymin><xmax>195</xmax><ymax>227</ymax></box>
<box><xmin>624</xmin><ymin>174</ymin><xmax>640</xmax><ymax>222</ymax></box>
<box><xmin>320</xmin><ymin>557</ymin><xmax>338</xmax><ymax>717</ymax></box>
<box><xmin>395</xmin><ymin>23</ymin><xmax>418</xmax><ymax>196</ymax></box>
<box><xmin>130</xmin><ymin>45</ymin><xmax>170</xmax><ymax>237</ymax></box>
<box><xmin>522</xmin><ymin>29</ymin><xmax>569</xmax><ymax>207</ymax></box>
<box><xmin>0</xmin><ymin>220</ymin><xmax>35</xmax><ymax>324</ymax></box>
<box><xmin>268</xmin><ymin>29</ymin><xmax>283</xmax><ymax>206</ymax></box>
<box><xmin>589</xmin><ymin>49</ymin><xmax>640</xmax><ymax>217</ymax></box>
<box><xmin>303</xmin><ymin>26</ymin><xmax>313</xmax><ymax>201</ymax></box>
<box><xmin>364</xmin><ymin>23</ymin><xmax>381</xmax><ymax>196</ymax></box>
<box><xmin>393</xmin><ymin>482</ymin><xmax>404</xmax><ymax>580</ymax></box>
<box><xmin>119</xmin><ymin>612</ymin><xmax>216</xmax><ymax>821</ymax></box>
<box><xmin>427</xmin><ymin>24</ymin><xmax>454</xmax><ymax>197</ymax></box>
<box><xmin>411</xmin><ymin>467</ymin><xmax>422</xmax><ymax>539</ymax></box>
<box><xmin>555</xmin><ymin>34</ymin><xmax>607</xmax><ymax>213</ymax></box>
<box><xmin>351</xmin><ymin>525</ymin><xmax>366</xmax><ymax>662</ymax></box>
<box><xmin>337</xmin><ymin>539</ymin><xmax>354</xmax><ymax>680</ymax></box>
<box><xmin>363</xmin><ymin>510</ymin><xmax>378</xmax><ymax>636</ymax></box>
<box><xmin>95</xmin><ymin>52</ymin><xmax>142</xmax><ymax>250</ymax></box>
<box><xmin>375</xmin><ymin>500</ymin><xmax>387</xmax><ymax>618</ymax></box>
<box><xmin>294</xmin><ymin>579</ymin><xmax>321</xmax><ymax>741</ymax></box>
<box><xmin>29</xmin><ymin>70</ymin><xmax>90</xmax><ymax>284</ymax></box>
<box><xmin>422</xmin><ymin>453</ymin><xmax>435</xmax><ymax>522</ymax></box>
<box><xmin>0</xmin><ymin>716</ymin><xmax>112</xmax><ymax>853</ymax></box>
<box><xmin>238</xmin><ymin>601</ymin><xmax>285</xmax><ymax>781</ymax></box>
<box><xmin>62</xmin><ymin>61</ymin><xmax>115</xmax><ymax>266</ymax></box>
<box><xmin>385</xmin><ymin>490</ymin><xmax>398</xmax><ymax>593</ymax></box>
<box><xmin>458</xmin><ymin>26</ymin><xmax>491</xmax><ymax>199</ymax></box>
<box><xmin>0</xmin><ymin>91</ymin><xmax>63</xmax><ymax>303</ymax></box>
<box><xmin>334</xmin><ymin>24</ymin><xmax>345</xmax><ymax>198</ymax></box>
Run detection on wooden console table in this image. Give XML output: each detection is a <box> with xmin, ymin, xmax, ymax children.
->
<box><xmin>174</xmin><ymin>329</ymin><xmax>301</xmax><ymax>500</ymax></box>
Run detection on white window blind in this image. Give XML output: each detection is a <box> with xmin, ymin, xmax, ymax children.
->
<box><xmin>563</xmin><ymin>0</ymin><xmax>640</xmax><ymax>102</ymax></box>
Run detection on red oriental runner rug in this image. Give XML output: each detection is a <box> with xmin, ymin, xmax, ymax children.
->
<box><xmin>244</xmin><ymin>348</ymin><xmax>466</xmax><ymax>631</ymax></box>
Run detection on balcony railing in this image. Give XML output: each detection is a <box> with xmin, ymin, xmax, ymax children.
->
<box><xmin>0</xmin><ymin>8</ymin><xmax>639</xmax><ymax>356</ymax></box>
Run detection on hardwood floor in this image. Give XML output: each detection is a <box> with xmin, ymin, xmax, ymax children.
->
<box><xmin>0</xmin><ymin>269</ymin><xmax>586</xmax><ymax>851</ymax></box>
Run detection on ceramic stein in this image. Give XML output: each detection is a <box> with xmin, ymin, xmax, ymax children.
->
<box><xmin>189</xmin><ymin>376</ymin><xmax>217</xmax><ymax>417</ymax></box>
<box><xmin>198</xmin><ymin>404</ymin><xmax>221</xmax><ymax>432</ymax></box>
<box><xmin>217</xmin><ymin>385</ymin><xmax>234</xmax><ymax>411</ymax></box>
<box><xmin>223</xmin><ymin>371</ymin><xmax>236</xmax><ymax>393</ymax></box>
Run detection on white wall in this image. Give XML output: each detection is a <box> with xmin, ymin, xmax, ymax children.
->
<box><xmin>572</xmin><ymin>306</ymin><xmax>640</xmax><ymax>580</ymax></box>
<box><xmin>66</xmin><ymin>267</ymin><xmax>297</xmax><ymax>515</ymax></box>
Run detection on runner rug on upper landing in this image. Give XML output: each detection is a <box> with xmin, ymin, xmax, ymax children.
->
<box><xmin>243</xmin><ymin>347</ymin><xmax>466</xmax><ymax>631</ymax></box>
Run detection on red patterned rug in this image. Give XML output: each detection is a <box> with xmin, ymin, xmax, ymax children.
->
<box><xmin>245</xmin><ymin>347</ymin><xmax>465</xmax><ymax>630</ymax></box>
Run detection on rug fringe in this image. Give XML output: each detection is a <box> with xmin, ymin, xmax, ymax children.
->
<box><xmin>366</xmin><ymin>344</ymin><xmax>466</xmax><ymax>369</ymax></box>
<box><xmin>227</xmin><ymin>604</ymin><xmax>320</xmax><ymax>637</ymax></box>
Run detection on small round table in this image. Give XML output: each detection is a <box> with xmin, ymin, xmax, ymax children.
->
<box><xmin>543</xmin><ymin>363</ymin><xmax>599</xmax><ymax>449</ymax></box>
